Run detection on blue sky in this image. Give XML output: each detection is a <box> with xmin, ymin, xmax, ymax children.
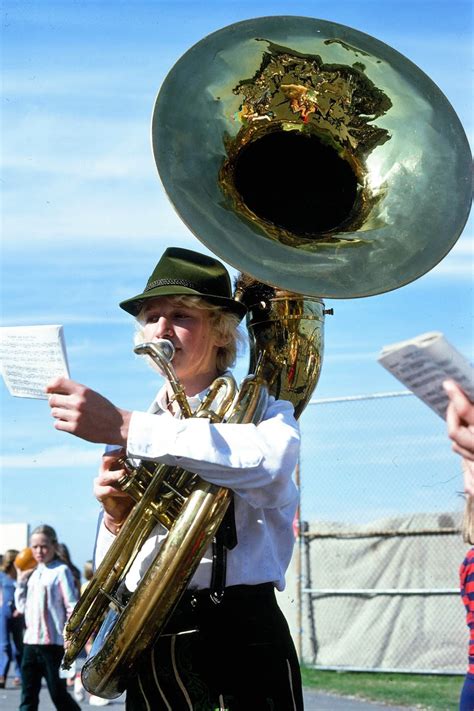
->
<box><xmin>1</xmin><ymin>0</ymin><xmax>472</xmax><ymax>572</ymax></box>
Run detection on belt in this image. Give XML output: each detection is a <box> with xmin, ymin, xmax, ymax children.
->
<box><xmin>184</xmin><ymin>582</ymin><xmax>275</xmax><ymax>607</ymax></box>
<box><xmin>157</xmin><ymin>583</ymin><xmax>276</xmax><ymax>638</ymax></box>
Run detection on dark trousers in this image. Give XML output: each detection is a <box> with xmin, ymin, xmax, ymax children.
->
<box><xmin>20</xmin><ymin>644</ymin><xmax>81</xmax><ymax>711</ymax></box>
<box><xmin>125</xmin><ymin>583</ymin><xmax>304</xmax><ymax>711</ymax></box>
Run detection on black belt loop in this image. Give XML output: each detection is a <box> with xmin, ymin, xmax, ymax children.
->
<box><xmin>209</xmin><ymin>496</ymin><xmax>237</xmax><ymax>604</ymax></box>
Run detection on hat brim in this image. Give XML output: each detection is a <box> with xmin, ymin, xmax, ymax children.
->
<box><xmin>120</xmin><ymin>284</ymin><xmax>247</xmax><ymax>320</ymax></box>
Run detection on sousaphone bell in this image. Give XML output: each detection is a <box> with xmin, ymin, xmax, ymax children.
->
<box><xmin>152</xmin><ymin>15</ymin><xmax>472</xmax><ymax>298</ymax></box>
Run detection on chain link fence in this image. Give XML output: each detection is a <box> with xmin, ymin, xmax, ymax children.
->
<box><xmin>295</xmin><ymin>391</ymin><xmax>467</xmax><ymax>675</ymax></box>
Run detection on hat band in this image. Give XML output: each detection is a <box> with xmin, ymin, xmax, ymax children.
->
<box><xmin>145</xmin><ymin>278</ymin><xmax>210</xmax><ymax>294</ymax></box>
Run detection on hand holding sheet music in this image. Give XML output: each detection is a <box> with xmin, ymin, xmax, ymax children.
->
<box><xmin>377</xmin><ymin>331</ymin><xmax>474</xmax><ymax>419</ymax></box>
<box><xmin>0</xmin><ymin>325</ymin><xmax>70</xmax><ymax>399</ymax></box>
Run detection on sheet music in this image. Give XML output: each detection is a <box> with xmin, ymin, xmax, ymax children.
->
<box><xmin>378</xmin><ymin>331</ymin><xmax>474</xmax><ymax>419</ymax></box>
<box><xmin>0</xmin><ymin>325</ymin><xmax>70</xmax><ymax>399</ymax></box>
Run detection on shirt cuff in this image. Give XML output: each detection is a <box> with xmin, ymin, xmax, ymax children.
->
<box><xmin>128</xmin><ymin>410</ymin><xmax>183</xmax><ymax>459</ymax></box>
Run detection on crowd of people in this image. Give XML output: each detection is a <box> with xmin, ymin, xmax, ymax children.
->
<box><xmin>0</xmin><ymin>533</ymin><xmax>107</xmax><ymax>709</ymax></box>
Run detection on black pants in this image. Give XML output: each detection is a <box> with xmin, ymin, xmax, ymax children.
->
<box><xmin>19</xmin><ymin>644</ymin><xmax>81</xmax><ymax>711</ymax></box>
<box><xmin>126</xmin><ymin>584</ymin><xmax>304</xmax><ymax>711</ymax></box>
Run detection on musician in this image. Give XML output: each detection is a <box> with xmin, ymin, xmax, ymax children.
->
<box><xmin>443</xmin><ymin>380</ymin><xmax>474</xmax><ymax>711</ymax></box>
<box><xmin>46</xmin><ymin>247</ymin><xmax>304</xmax><ymax>711</ymax></box>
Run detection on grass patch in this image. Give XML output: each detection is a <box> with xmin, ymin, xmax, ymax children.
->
<box><xmin>301</xmin><ymin>667</ymin><xmax>463</xmax><ymax>710</ymax></box>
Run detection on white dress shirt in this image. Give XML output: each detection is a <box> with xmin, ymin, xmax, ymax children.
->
<box><xmin>95</xmin><ymin>383</ymin><xmax>300</xmax><ymax>592</ymax></box>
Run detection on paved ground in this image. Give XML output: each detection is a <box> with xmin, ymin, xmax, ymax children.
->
<box><xmin>0</xmin><ymin>677</ymin><xmax>418</xmax><ymax>711</ymax></box>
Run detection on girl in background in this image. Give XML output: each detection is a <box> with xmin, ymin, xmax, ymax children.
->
<box><xmin>14</xmin><ymin>524</ymin><xmax>81</xmax><ymax>711</ymax></box>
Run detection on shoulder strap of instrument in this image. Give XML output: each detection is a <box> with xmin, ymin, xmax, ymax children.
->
<box><xmin>209</xmin><ymin>495</ymin><xmax>237</xmax><ymax>604</ymax></box>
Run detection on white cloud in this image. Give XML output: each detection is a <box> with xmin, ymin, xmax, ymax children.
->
<box><xmin>1</xmin><ymin>69</ymin><xmax>158</xmax><ymax>100</ymax></box>
<box><xmin>449</xmin><ymin>238</ymin><xmax>474</xmax><ymax>256</ymax></box>
<box><xmin>429</xmin><ymin>236</ymin><xmax>474</xmax><ymax>278</ymax></box>
<box><xmin>432</xmin><ymin>261</ymin><xmax>474</xmax><ymax>277</ymax></box>
<box><xmin>2</xmin><ymin>112</ymin><xmax>152</xmax><ymax>180</ymax></box>
<box><xmin>1</xmin><ymin>445</ymin><xmax>103</xmax><ymax>470</ymax></box>
<box><xmin>0</xmin><ymin>314</ymin><xmax>128</xmax><ymax>327</ymax></box>
<box><xmin>2</xmin><ymin>185</ymin><xmax>191</xmax><ymax>244</ymax></box>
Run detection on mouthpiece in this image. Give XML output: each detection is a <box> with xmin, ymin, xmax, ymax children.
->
<box><xmin>134</xmin><ymin>339</ymin><xmax>175</xmax><ymax>364</ymax></box>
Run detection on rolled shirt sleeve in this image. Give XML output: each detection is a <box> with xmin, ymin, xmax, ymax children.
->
<box><xmin>126</xmin><ymin>397</ymin><xmax>300</xmax><ymax>509</ymax></box>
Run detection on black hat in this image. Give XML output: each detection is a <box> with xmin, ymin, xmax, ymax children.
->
<box><xmin>119</xmin><ymin>247</ymin><xmax>247</xmax><ymax>320</ymax></box>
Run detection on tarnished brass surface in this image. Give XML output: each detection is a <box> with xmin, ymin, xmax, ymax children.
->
<box><xmin>246</xmin><ymin>295</ymin><xmax>325</xmax><ymax>419</ymax></box>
